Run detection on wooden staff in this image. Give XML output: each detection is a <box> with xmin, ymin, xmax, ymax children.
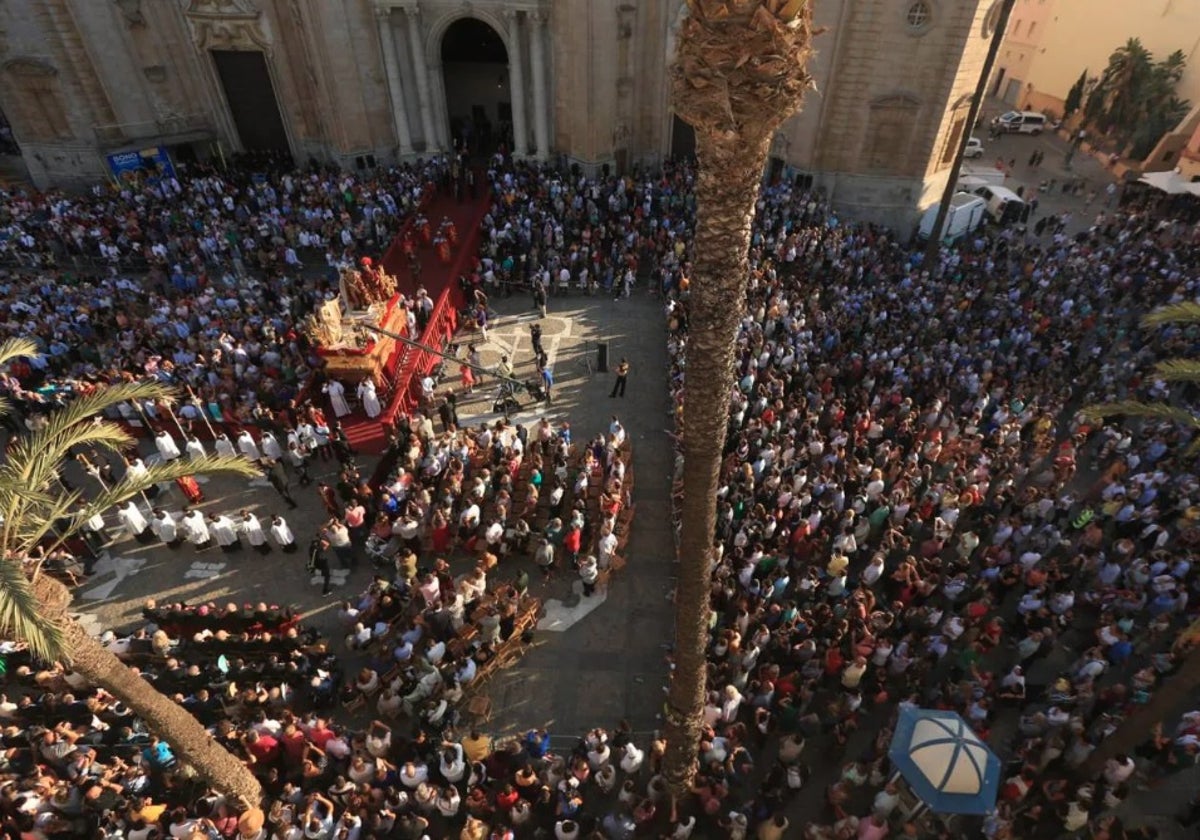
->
<box><xmin>160</xmin><ymin>396</ymin><xmax>190</xmax><ymax>443</ymax></box>
<box><xmin>186</xmin><ymin>385</ymin><xmax>219</xmax><ymax>440</ymax></box>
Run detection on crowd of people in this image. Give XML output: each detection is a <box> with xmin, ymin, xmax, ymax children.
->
<box><xmin>0</xmin><ymin>154</ymin><xmax>451</xmax><ymax>439</ymax></box>
<box><xmin>660</xmin><ymin>174</ymin><xmax>1200</xmax><ymax>838</ymax></box>
<box><xmin>0</xmin><ymin>141</ymin><xmax>1199</xmax><ymax>840</ymax></box>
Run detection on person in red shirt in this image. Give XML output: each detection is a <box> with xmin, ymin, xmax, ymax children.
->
<box><xmin>243</xmin><ymin>730</ymin><xmax>280</xmax><ymax>770</ymax></box>
<box><xmin>562</xmin><ymin>525</ymin><xmax>582</xmax><ymax>565</ymax></box>
<box><xmin>279</xmin><ymin>723</ymin><xmax>307</xmax><ymax>771</ymax></box>
<box><xmin>304</xmin><ymin>718</ymin><xmax>336</xmax><ymax>752</ymax></box>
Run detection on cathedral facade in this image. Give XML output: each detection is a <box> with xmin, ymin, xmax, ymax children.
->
<box><xmin>0</xmin><ymin>0</ymin><xmax>999</xmax><ymax>230</ymax></box>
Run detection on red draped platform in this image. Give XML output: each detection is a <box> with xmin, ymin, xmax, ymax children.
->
<box><xmin>333</xmin><ymin>181</ymin><xmax>490</xmax><ymax>454</ymax></box>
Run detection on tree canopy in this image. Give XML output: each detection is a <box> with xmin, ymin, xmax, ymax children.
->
<box><xmin>1082</xmin><ymin>39</ymin><xmax>1190</xmax><ymax>159</ymax></box>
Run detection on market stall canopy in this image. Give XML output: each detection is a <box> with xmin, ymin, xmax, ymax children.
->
<box><xmin>887</xmin><ymin>707</ymin><xmax>1001</xmax><ymax>815</ymax></box>
<box><xmin>1138</xmin><ymin>169</ymin><xmax>1200</xmax><ymax>197</ymax></box>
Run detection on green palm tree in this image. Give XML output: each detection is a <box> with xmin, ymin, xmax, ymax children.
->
<box><xmin>0</xmin><ymin>337</ymin><xmax>263</xmax><ymax>804</ymax></box>
<box><xmin>1081</xmin><ymin>302</ymin><xmax>1200</xmax><ymax>452</ymax></box>
<box><xmin>664</xmin><ymin>0</ymin><xmax>815</xmax><ymax>805</ymax></box>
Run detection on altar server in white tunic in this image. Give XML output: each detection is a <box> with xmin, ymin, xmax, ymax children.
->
<box><xmin>358</xmin><ymin>379</ymin><xmax>382</xmax><ymax>419</ymax></box>
<box><xmin>118</xmin><ymin>501</ymin><xmax>151</xmax><ymax>543</ymax></box>
<box><xmin>325</xmin><ymin>379</ymin><xmax>351</xmax><ymax>418</ymax></box>
<box><xmin>182</xmin><ymin>509</ymin><xmax>211</xmax><ymax>549</ymax></box>
<box><xmin>236</xmin><ymin>430</ymin><xmax>261</xmax><ymax>461</ymax></box>
<box><xmin>124</xmin><ymin>457</ymin><xmax>150</xmax><ymax>485</ymax></box>
<box><xmin>209</xmin><ymin>513</ymin><xmax>240</xmax><ymax>551</ymax></box>
<box><xmin>240</xmin><ymin>510</ymin><xmax>269</xmax><ymax>553</ymax></box>
<box><xmin>261</xmin><ymin>431</ymin><xmax>283</xmax><ymax>461</ymax></box>
<box><xmin>155</xmin><ymin>430</ymin><xmax>181</xmax><ymax>462</ymax></box>
<box><xmin>151</xmin><ymin>509</ymin><xmax>181</xmax><ymax>548</ymax></box>
<box><xmin>270</xmin><ymin>514</ymin><xmax>296</xmax><ymax>553</ymax></box>
<box><xmin>186</xmin><ymin>437</ymin><xmax>208</xmax><ymax>460</ymax></box>
<box><xmin>214</xmin><ymin>433</ymin><xmax>236</xmax><ymax>458</ymax></box>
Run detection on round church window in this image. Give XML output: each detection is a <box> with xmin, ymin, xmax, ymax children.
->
<box><xmin>905</xmin><ymin>1</ymin><xmax>933</xmax><ymax>33</ymax></box>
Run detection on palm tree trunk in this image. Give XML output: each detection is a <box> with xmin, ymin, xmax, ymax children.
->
<box><xmin>34</xmin><ymin>576</ymin><xmax>263</xmax><ymax>805</ymax></box>
<box><xmin>662</xmin><ymin>0</ymin><xmax>816</xmax><ymax>803</ymax></box>
<box><xmin>1078</xmin><ymin>643</ymin><xmax>1200</xmax><ymax>779</ymax></box>
<box><xmin>662</xmin><ymin>131</ymin><xmax>772</xmax><ymax>801</ymax></box>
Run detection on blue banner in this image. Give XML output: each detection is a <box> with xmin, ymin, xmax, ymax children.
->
<box><xmin>106</xmin><ymin>146</ymin><xmax>176</xmax><ymax>188</ymax></box>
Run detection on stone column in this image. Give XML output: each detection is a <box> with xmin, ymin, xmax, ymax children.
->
<box><xmin>505</xmin><ymin>10</ymin><xmax>528</xmax><ymax>157</ymax></box>
<box><xmin>529</xmin><ymin>11</ymin><xmax>550</xmax><ymax>159</ymax></box>
<box><xmin>374</xmin><ymin>5</ymin><xmax>414</xmax><ymax>156</ymax></box>
<box><xmin>401</xmin><ymin>5</ymin><xmax>439</xmax><ymax>152</ymax></box>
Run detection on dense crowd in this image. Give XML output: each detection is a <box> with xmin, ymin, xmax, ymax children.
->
<box><xmin>663</xmin><ymin>176</ymin><xmax>1200</xmax><ymax>838</ymax></box>
<box><xmin>0</xmin><ymin>154</ymin><xmax>448</xmax><ymax>435</ymax></box>
<box><xmin>0</xmin><ymin>143</ymin><xmax>1199</xmax><ymax>840</ymax></box>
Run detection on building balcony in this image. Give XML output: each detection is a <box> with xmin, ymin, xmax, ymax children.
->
<box><xmin>92</xmin><ymin>114</ymin><xmax>214</xmax><ymax>148</ymax></box>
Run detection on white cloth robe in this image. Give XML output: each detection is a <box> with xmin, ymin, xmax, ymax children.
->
<box><xmin>261</xmin><ymin>433</ymin><xmax>283</xmax><ymax>461</ymax></box>
<box><xmin>269</xmin><ymin>518</ymin><xmax>295</xmax><ymax>547</ymax></box>
<box><xmin>117</xmin><ymin>503</ymin><xmax>147</xmax><ymax>537</ymax></box>
<box><xmin>186</xmin><ymin>439</ymin><xmax>208</xmax><ymax>460</ymax></box>
<box><xmin>182</xmin><ymin>512</ymin><xmax>210</xmax><ymax>545</ymax></box>
<box><xmin>125</xmin><ymin>459</ymin><xmax>149</xmax><ymax>485</ymax></box>
<box><xmin>325</xmin><ymin>380</ymin><xmax>351</xmax><ymax>417</ymax></box>
<box><xmin>240</xmin><ymin>514</ymin><xmax>267</xmax><ymax>546</ymax></box>
<box><xmin>237</xmin><ymin>432</ymin><xmax>261</xmax><ymax>461</ymax></box>
<box><xmin>155</xmin><ymin>432</ymin><xmax>181</xmax><ymax>461</ymax></box>
<box><xmin>214</xmin><ymin>436</ymin><xmax>237</xmax><ymax>458</ymax></box>
<box><xmin>152</xmin><ymin>513</ymin><xmax>178</xmax><ymax>542</ymax></box>
<box><xmin>358</xmin><ymin>380</ymin><xmax>382</xmax><ymax>419</ymax></box>
<box><xmin>209</xmin><ymin>516</ymin><xmax>239</xmax><ymax>547</ymax></box>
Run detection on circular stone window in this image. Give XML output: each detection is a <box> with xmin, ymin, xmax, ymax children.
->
<box><xmin>905</xmin><ymin>0</ymin><xmax>934</xmax><ymax>34</ymax></box>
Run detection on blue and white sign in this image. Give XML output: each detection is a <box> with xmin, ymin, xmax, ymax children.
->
<box><xmin>106</xmin><ymin>146</ymin><xmax>176</xmax><ymax>187</ymax></box>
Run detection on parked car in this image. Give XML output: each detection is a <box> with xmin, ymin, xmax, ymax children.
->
<box><xmin>990</xmin><ymin>110</ymin><xmax>1046</xmax><ymax>135</ymax></box>
<box><xmin>964</xmin><ymin>137</ymin><xmax>984</xmax><ymax>158</ymax></box>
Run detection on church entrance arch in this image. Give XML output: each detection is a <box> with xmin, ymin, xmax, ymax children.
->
<box><xmin>438</xmin><ymin>17</ymin><xmax>509</xmax><ymax>156</ymax></box>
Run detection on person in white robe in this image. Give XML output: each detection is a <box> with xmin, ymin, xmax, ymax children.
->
<box><xmin>155</xmin><ymin>431</ymin><xmax>181</xmax><ymax>462</ymax></box>
<box><xmin>118</xmin><ymin>501</ymin><xmax>151</xmax><ymax>542</ymax></box>
<box><xmin>324</xmin><ymin>379</ymin><xmax>351</xmax><ymax>418</ymax></box>
<box><xmin>261</xmin><ymin>432</ymin><xmax>283</xmax><ymax>461</ymax></box>
<box><xmin>358</xmin><ymin>380</ymin><xmax>382</xmax><ymax>419</ymax></box>
<box><xmin>186</xmin><ymin>437</ymin><xmax>208</xmax><ymax>460</ymax></box>
<box><xmin>209</xmin><ymin>513</ymin><xmax>240</xmax><ymax>551</ymax></box>
<box><xmin>269</xmin><ymin>514</ymin><xmax>296</xmax><ymax>552</ymax></box>
<box><xmin>214</xmin><ymin>434</ymin><xmax>236</xmax><ymax>458</ymax></box>
<box><xmin>182</xmin><ymin>510</ymin><xmax>211</xmax><ymax>548</ymax></box>
<box><xmin>240</xmin><ymin>511</ymin><xmax>269</xmax><ymax>553</ymax></box>
<box><xmin>79</xmin><ymin>508</ymin><xmax>108</xmax><ymax>556</ymax></box>
<box><xmin>237</xmin><ymin>430</ymin><xmax>261</xmax><ymax>461</ymax></box>
<box><xmin>124</xmin><ymin>458</ymin><xmax>149</xmax><ymax>485</ymax></box>
<box><xmin>151</xmin><ymin>509</ymin><xmax>181</xmax><ymax>547</ymax></box>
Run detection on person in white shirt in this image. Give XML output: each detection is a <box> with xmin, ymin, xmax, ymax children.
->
<box><xmin>150</xmin><ymin>508</ymin><xmax>180</xmax><ymax>547</ymax></box>
<box><xmin>240</xmin><ymin>510</ymin><xmax>269</xmax><ymax>553</ymax></box>
<box><xmin>237</xmin><ymin>430</ymin><xmax>261</xmax><ymax>461</ymax></box>
<box><xmin>118</xmin><ymin>501</ymin><xmax>152</xmax><ymax>542</ymax></box>
<box><xmin>208</xmin><ymin>513</ymin><xmax>240</xmax><ymax>551</ymax></box>
<box><xmin>185</xmin><ymin>437</ymin><xmax>207</xmax><ymax>460</ymax></box>
<box><xmin>155</xmin><ymin>430</ymin><xmax>181</xmax><ymax>461</ymax></box>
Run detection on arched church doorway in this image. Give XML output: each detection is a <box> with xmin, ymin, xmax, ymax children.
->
<box><xmin>441</xmin><ymin>18</ymin><xmax>509</xmax><ymax>156</ymax></box>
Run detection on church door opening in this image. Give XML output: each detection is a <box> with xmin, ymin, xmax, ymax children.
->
<box><xmin>211</xmin><ymin>50</ymin><xmax>290</xmax><ymax>155</ymax></box>
<box><xmin>670</xmin><ymin>114</ymin><xmax>696</xmax><ymax>161</ymax></box>
<box><xmin>441</xmin><ymin>18</ymin><xmax>509</xmax><ymax>156</ymax></box>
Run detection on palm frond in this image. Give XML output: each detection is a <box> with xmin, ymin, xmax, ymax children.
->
<box><xmin>0</xmin><ymin>338</ymin><xmax>41</xmax><ymax>369</ymax></box>
<box><xmin>1152</xmin><ymin>359</ymin><xmax>1200</xmax><ymax>383</ymax></box>
<box><xmin>1141</xmin><ymin>302</ymin><xmax>1200</xmax><ymax>329</ymax></box>
<box><xmin>1080</xmin><ymin>399</ymin><xmax>1200</xmax><ymax>429</ymax></box>
<box><xmin>0</xmin><ymin>557</ymin><xmax>64</xmax><ymax>662</ymax></box>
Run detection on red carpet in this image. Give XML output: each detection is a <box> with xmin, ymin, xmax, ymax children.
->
<box><xmin>336</xmin><ymin>184</ymin><xmax>491</xmax><ymax>455</ymax></box>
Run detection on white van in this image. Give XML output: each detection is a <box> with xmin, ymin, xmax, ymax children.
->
<box><xmin>991</xmin><ymin>110</ymin><xmax>1046</xmax><ymax>135</ymax></box>
<box><xmin>973</xmin><ymin>184</ymin><xmax>1027</xmax><ymax>225</ymax></box>
<box><xmin>917</xmin><ymin>193</ymin><xmax>986</xmax><ymax>243</ymax></box>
